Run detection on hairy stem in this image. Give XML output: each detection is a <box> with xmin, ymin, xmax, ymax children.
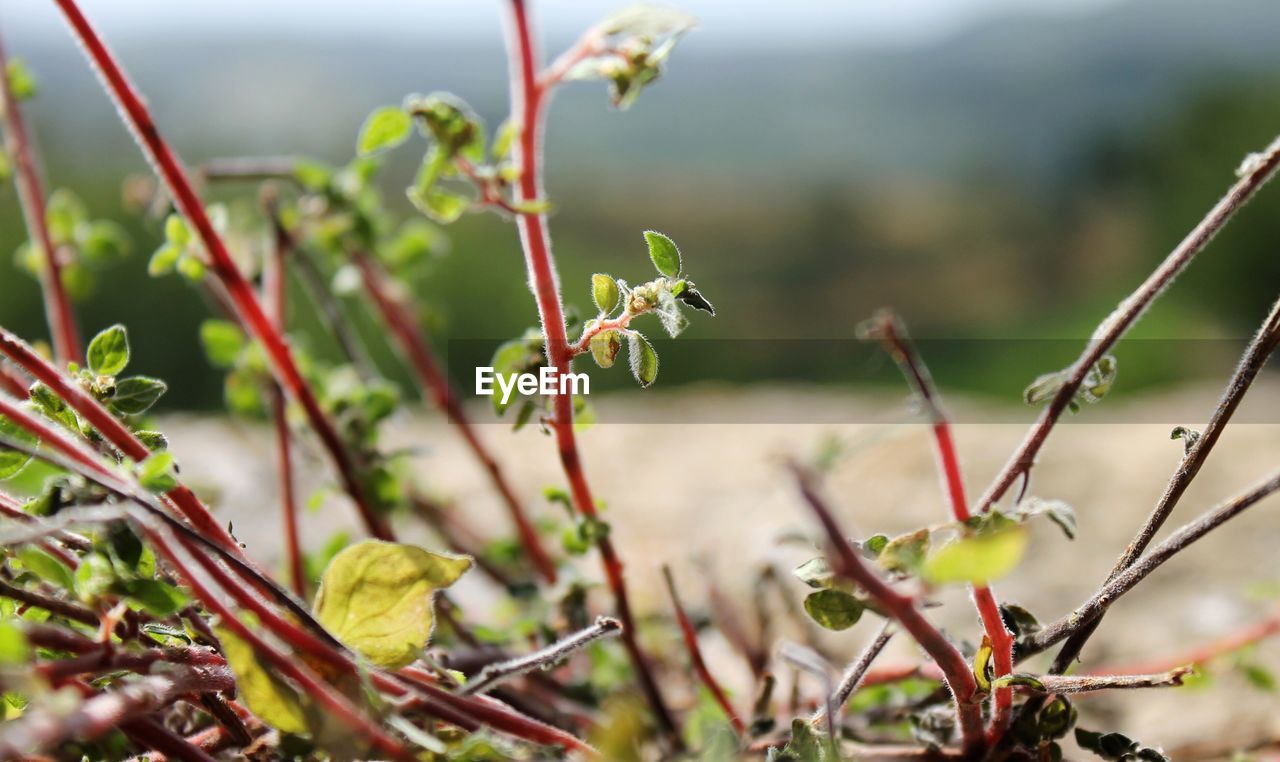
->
<box><xmin>811</xmin><ymin>620</ymin><xmax>894</xmax><ymax>728</ymax></box>
<box><xmin>502</xmin><ymin>0</ymin><xmax>680</xmax><ymax>743</ymax></box>
<box><xmin>0</xmin><ymin>30</ymin><xmax>81</xmax><ymax>365</ymax></box>
<box><xmin>459</xmin><ymin>616</ymin><xmax>621</xmax><ymax>696</ymax></box>
<box><xmin>974</xmin><ymin>133</ymin><xmax>1280</xmax><ymax>514</ymax></box>
<box><xmin>1015</xmin><ymin>667</ymin><xmax>1192</xmax><ymax>694</ymax></box>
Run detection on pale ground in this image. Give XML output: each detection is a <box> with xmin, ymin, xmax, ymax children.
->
<box><xmin>162</xmin><ymin>381</ymin><xmax>1280</xmax><ymax>757</ymax></box>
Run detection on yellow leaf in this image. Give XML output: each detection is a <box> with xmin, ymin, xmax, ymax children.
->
<box><xmin>923</xmin><ymin>527</ymin><xmax>1028</xmax><ymax>586</ymax></box>
<box><xmin>313</xmin><ymin>540</ymin><xmax>471</xmax><ymax>669</ymax></box>
<box><xmin>214</xmin><ymin>624</ymin><xmax>307</xmax><ymax>735</ymax></box>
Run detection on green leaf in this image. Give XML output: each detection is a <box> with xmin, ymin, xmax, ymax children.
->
<box><xmin>357</xmin><ymin>106</ymin><xmax>413</xmax><ymax>156</ymax></box>
<box><xmin>86</xmin><ymin>324</ymin><xmax>130</xmax><ymax>376</ymax></box>
<box><xmin>176</xmin><ymin>253</ymin><xmax>206</xmax><ymax>282</ymax></box>
<box><xmin>0</xmin><ymin>414</ymin><xmax>36</xmax><ymax>480</ymax></box>
<box><xmin>313</xmin><ymin>540</ymin><xmax>472</xmax><ymax>669</ymax></box>
<box><xmin>293</xmin><ymin>159</ymin><xmax>333</xmax><ymax>192</ymax></box>
<box><xmin>589</xmin><ymin>329</ymin><xmax>622</xmax><ymax>369</ymax></box>
<box><xmin>877</xmin><ymin>528</ymin><xmax>930</xmax><ymax>576</ymax></box>
<box><xmin>923</xmin><ymin>527</ymin><xmax>1028</xmax><ymax>586</ymax></box>
<box><xmin>199</xmin><ymin>319</ymin><xmax>246</xmax><ymax>369</ymax></box>
<box><xmin>803</xmin><ymin>589</ymin><xmax>864</xmax><ymax>631</ymax></box>
<box><xmin>215</xmin><ymin>623</ymin><xmax>308</xmax><ymax>734</ymax></box>
<box><xmin>628</xmin><ymin>332</ymin><xmax>658</xmax><ymax>387</ymax></box>
<box><xmin>407</xmin><ymin>183</ymin><xmax>470</xmax><ymax>224</ymax></box>
<box><xmin>793</xmin><ymin>557</ymin><xmax>836</xmax><ymax>589</ymax></box>
<box><xmin>135</xmin><ymin>451</ymin><xmax>178</xmax><ymax>492</ymax></box>
<box><xmin>0</xmin><ymin>620</ymin><xmax>30</xmax><ymax>666</ymax></box>
<box><xmin>6</xmin><ymin>58</ymin><xmax>37</xmax><ymax>100</ymax></box>
<box><xmin>45</xmin><ymin>190</ymin><xmax>86</xmax><ymax>247</ymax></box>
<box><xmin>163</xmin><ymin>213</ymin><xmax>191</xmax><ymax>247</ymax></box>
<box><xmin>0</xmin><ymin>149</ymin><xmax>11</xmax><ymax>183</ymax></box>
<box><xmin>862</xmin><ymin>534</ymin><xmax>890</xmax><ymax>558</ymax></box>
<box><xmin>125</xmin><ymin>578</ymin><xmax>188</xmax><ymax>617</ymax></box>
<box><xmin>148</xmin><ymin>243</ymin><xmax>182</xmax><ymax>276</ymax></box>
<box><xmin>17</xmin><ymin>547</ymin><xmax>75</xmax><ymax>590</ymax></box>
<box><xmin>644</xmin><ymin>230</ymin><xmax>682</xmax><ymax>277</ymax></box>
<box><xmin>29</xmin><ymin>383</ymin><xmax>78</xmax><ymax>430</ymax></box>
<box><xmin>592</xmin><ymin>274</ymin><xmax>620</xmax><ymax>314</ymax></box>
<box><xmin>79</xmin><ymin>221</ymin><xmax>131</xmax><ymax>264</ymax></box>
<box><xmin>109</xmin><ymin>376</ymin><xmax>168</xmax><ymax>416</ymax></box>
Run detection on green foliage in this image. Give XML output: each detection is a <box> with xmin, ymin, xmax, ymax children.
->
<box><xmin>877</xmin><ymin>528</ymin><xmax>930</xmax><ymax>576</ymax></box>
<box><xmin>135</xmin><ymin>451</ymin><xmax>178</xmax><ymax>492</ymax></box>
<box><xmin>592</xmin><ymin>273</ymin><xmax>621</xmax><ymax>314</ymax></box>
<box><xmin>199</xmin><ymin>319</ymin><xmax>246</xmax><ymax>369</ymax></box>
<box><xmin>566</xmin><ymin>5</ymin><xmax>697</xmax><ymax>109</ymax></box>
<box><xmin>802</xmin><ymin>589</ymin><xmax>864</xmax><ymax>630</ymax></box>
<box><xmin>357</xmin><ymin>106</ymin><xmax>413</xmax><ymax>156</ymax></box>
<box><xmin>1025</xmin><ymin>355</ymin><xmax>1117</xmax><ymax>413</ymax></box>
<box><xmin>313</xmin><ymin>540</ymin><xmax>471</xmax><ymax>668</ymax></box>
<box><xmin>5</xmin><ymin>58</ymin><xmax>37</xmax><ymax>100</ymax></box>
<box><xmin>216</xmin><ymin>622</ymin><xmax>308</xmax><ymax>734</ymax></box>
<box><xmin>87</xmin><ymin>324</ymin><xmax>130</xmax><ymax>376</ymax></box>
<box><xmin>923</xmin><ymin>526</ymin><xmax>1028</xmax><ymax>585</ymax></box>
<box><xmin>0</xmin><ymin>413</ymin><xmax>36</xmax><ymax>479</ymax></box>
<box><xmin>628</xmin><ymin>331</ymin><xmax>658</xmax><ymax>387</ymax></box>
<box><xmin>644</xmin><ymin>230</ymin><xmax>682</xmax><ymax>277</ymax></box>
<box><xmin>109</xmin><ymin>376</ymin><xmax>168</xmax><ymax>416</ymax></box>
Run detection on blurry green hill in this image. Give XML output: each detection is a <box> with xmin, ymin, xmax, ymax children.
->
<box><xmin>5</xmin><ymin>0</ymin><xmax>1280</xmax><ymax>408</ymax></box>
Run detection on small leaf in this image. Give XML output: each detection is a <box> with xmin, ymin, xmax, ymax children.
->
<box><xmin>0</xmin><ymin>414</ymin><xmax>36</xmax><ymax>479</ymax></box>
<box><xmin>924</xmin><ymin>527</ymin><xmax>1028</xmax><ymax>586</ymax></box>
<box><xmin>628</xmin><ymin>332</ymin><xmax>658</xmax><ymax>387</ymax></box>
<box><xmin>592</xmin><ymin>274</ymin><xmax>620</xmax><ymax>314</ymax></box>
<box><xmin>878</xmin><ymin>528</ymin><xmax>930</xmax><ymax>576</ymax></box>
<box><xmin>589</xmin><ymin>329</ymin><xmax>622</xmax><ymax>369</ymax></box>
<box><xmin>87</xmin><ymin>324</ymin><xmax>130</xmax><ymax>376</ymax></box>
<box><xmin>803</xmin><ymin>589</ymin><xmax>863</xmax><ymax>631</ymax></box>
<box><xmin>1000</xmin><ymin>603</ymin><xmax>1041</xmax><ymax>638</ymax></box>
<box><xmin>136</xmin><ymin>451</ymin><xmax>178</xmax><ymax>492</ymax></box>
<box><xmin>79</xmin><ymin>221</ymin><xmax>132</xmax><ymax>264</ymax></box>
<box><xmin>215</xmin><ymin>624</ymin><xmax>308</xmax><ymax>734</ymax></box>
<box><xmin>125</xmin><ymin>578</ymin><xmax>188</xmax><ymax>617</ymax></box>
<box><xmin>357</xmin><ymin>106</ymin><xmax>412</xmax><ymax>156</ymax></box>
<box><xmin>675</xmin><ymin>281</ymin><xmax>716</xmax><ymax>316</ymax></box>
<box><xmin>0</xmin><ymin>620</ymin><xmax>30</xmax><ymax>666</ymax></box>
<box><xmin>644</xmin><ymin>230</ymin><xmax>682</xmax><ymax>277</ymax></box>
<box><xmin>793</xmin><ymin>557</ymin><xmax>836</xmax><ymax>590</ymax></box>
<box><xmin>148</xmin><ymin>244</ymin><xmax>182</xmax><ymax>276</ymax></box>
<box><xmin>6</xmin><ymin>58</ymin><xmax>37</xmax><ymax>100</ymax></box>
<box><xmin>407</xmin><ymin>184</ymin><xmax>470</xmax><ymax>224</ymax></box>
<box><xmin>18</xmin><ymin>547</ymin><xmax>75</xmax><ymax>590</ymax></box>
<box><xmin>199</xmin><ymin>320</ymin><xmax>245</xmax><ymax>369</ymax></box>
<box><xmin>1171</xmin><ymin>425</ymin><xmax>1201</xmax><ymax>455</ymax></box>
<box><xmin>163</xmin><ymin>213</ymin><xmax>191</xmax><ymax>247</ymax></box>
<box><xmin>861</xmin><ymin>534</ymin><xmax>890</xmax><ymax>558</ymax></box>
<box><xmin>313</xmin><ymin>540</ymin><xmax>472</xmax><ymax>669</ymax></box>
<box><xmin>110</xmin><ymin>376</ymin><xmax>168</xmax><ymax>416</ymax></box>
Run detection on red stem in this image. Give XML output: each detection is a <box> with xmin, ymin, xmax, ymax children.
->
<box><xmin>266</xmin><ymin>218</ymin><xmax>306</xmax><ymax>598</ymax></box>
<box><xmin>350</xmin><ymin>250</ymin><xmax>558</xmax><ymax>584</ymax></box>
<box><xmin>871</xmin><ymin>313</ymin><xmax>1015</xmax><ymax>741</ymax></box>
<box><xmin>663</xmin><ymin>566</ymin><xmax>746</xmax><ymax>736</ymax></box>
<box><xmin>0</xmin><ymin>31</ymin><xmax>81</xmax><ymax>366</ymax></box>
<box><xmin>503</xmin><ymin>0</ymin><xmax>680</xmax><ymax>743</ymax></box>
<box><xmin>50</xmin><ymin>0</ymin><xmax>392</xmax><ymax>542</ymax></box>
<box><xmin>792</xmin><ymin>464</ymin><xmax>985</xmax><ymax>757</ymax></box>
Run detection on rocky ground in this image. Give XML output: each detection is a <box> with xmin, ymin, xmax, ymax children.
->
<box><xmin>162</xmin><ymin>381</ymin><xmax>1280</xmax><ymax>758</ymax></box>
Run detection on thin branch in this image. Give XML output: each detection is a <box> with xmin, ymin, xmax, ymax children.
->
<box><xmin>1008</xmin><ymin>666</ymin><xmax>1192</xmax><ymax>695</ymax></box>
<box><xmin>458</xmin><ymin>616</ymin><xmax>621</xmax><ymax>696</ymax></box>
<box><xmin>51</xmin><ymin>0</ymin><xmax>393</xmax><ymax>541</ymax></box>
<box><xmin>790</xmin><ymin>463</ymin><xmax>985</xmax><ymax>757</ymax></box>
<box><xmin>663</xmin><ymin>565</ymin><xmax>746</xmax><ymax>735</ymax></box>
<box><xmin>1047</xmin><ymin>293</ymin><xmax>1280</xmax><ymax>673</ymax></box>
<box><xmin>502</xmin><ymin>0</ymin><xmax>679</xmax><ymax>744</ymax></box>
<box><xmin>811</xmin><ymin>620</ymin><xmax>895</xmax><ymax>728</ymax></box>
<box><xmin>1024</xmin><ymin>469</ymin><xmax>1280</xmax><ymax>654</ymax></box>
<box><xmin>263</xmin><ymin>200</ymin><xmax>306</xmax><ymax>599</ymax></box>
<box><xmin>0</xmin><ymin>30</ymin><xmax>81</xmax><ymax>365</ymax></box>
<box><xmin>863</xmin><ymin>311</ymin><xmax>1015</xmax><ymax>737</ymax></box>
<box><xmin>974</xmin><ymin>133</ymin><xmax>1280</xmax><ymax>515</ymax></box>
<box><xmin>350</xmin><ymin>249</ymin><xmax>558</xmax><ymax>584</ymax></box>
<box><xmin>200</xmin><ymin>156</ymin><xmax>298</xmax><ymax>185</ymax></box>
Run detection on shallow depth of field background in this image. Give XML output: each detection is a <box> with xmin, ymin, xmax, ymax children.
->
<box><xmin>4</xmin><ymin>0</ymin><xmax>1280</xmax><ymax>751</ymax></box>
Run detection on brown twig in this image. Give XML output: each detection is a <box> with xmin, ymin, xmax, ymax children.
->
<box><xmin>973</xmin><ymin>133</ymin><xmax>1280</xmax><ymax>515</ymax></box>
<box><xmin>1008</xmin><ymin>666</ymin><xmax>1193</xmax><ymax>695</ymax></box>
<box><xmin>458</xmin><ymin>616</ymin><xmax>621</xmax><ymax>697</ymax></box>
<box><xmin>811</xmin><ymin>620</ymin><xmax>895</xmax><ymax>729</ymax></box>
<box><xmin>663</xmin><ymin>565</ymin><xmax>746</xmax><ymax>735</ymax></box>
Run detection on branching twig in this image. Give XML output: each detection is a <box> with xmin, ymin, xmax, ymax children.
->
<box><xmin>663</xmin><ymin>565</ymin><xmax>746</xmax><ymax>735</ymax></box>
<box><xmin>501</xmin><ymin>0</ymin><xmax>679</xmax><ymax>744</ymax></box>
<box><xmin>811</xmin><ymin>620</ymin><xmax>894</xmax><ymax>728</ymax></box>
<box><xmin>974</xmin><ymin>133</ymin><xmax>1280</xmax><ymax>514</ymax></box>
<box><xmin>459</xmin><ymin>616</ymin><xmax>621</xmax><ymax>696</ymax></box>
<box><xmin>51</xmin><ymin>0</ymin><xmax>393</xmax><ymax>541</ymax></box>
<box><xmin>790</xmin><ymin>463</ymin><xmax>985</xmax><ymax>757</ymax></box>
<box><xmin>1025</xmin><ymin>469</ymin><xmax>1280</xmax><ymax>654</ymax></box>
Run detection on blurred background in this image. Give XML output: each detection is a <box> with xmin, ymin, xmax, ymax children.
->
<box><xmin>5</xmin><ymin>0</ymin><xmax>1280</xmax><ymax>410</ymax></box>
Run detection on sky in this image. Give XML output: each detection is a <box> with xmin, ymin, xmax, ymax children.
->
<box><xmin>5</xmin><ymin>0</ymin><xmax>1123</xmax><ymax>50</ymax></box>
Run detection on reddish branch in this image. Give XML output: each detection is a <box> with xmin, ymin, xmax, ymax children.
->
<box><xmin>265</xmin><ymin>206</ymin><xmax>306</xmax><ymax>598</ymax></box>
<box><xmin>791</xmin><ymin>463</ymin><xmax>985</xmax><ymax>756</ymax></box>
<box><xmin>973</xmin><ymin>133</ymin><xmax>1280</xmax><ymax>515</ymax></box>
<box><xmin>1083</xmin><ymin>609</ymin><xmax>1280</xmax><ymax>678</ymax></box>
<box><xmin>0</xmin><ymin>31</ymin><xmax>81</xmax><ymax>365</ymax></box>
<box><xmin>50</xmin><ymin>0</ymin><xmax>392</xmax><ymax>541</ymax></box>
<box><xmin>350</xmin><ymin>249</ymin><xmax>558</xmax><ymax>584</ymax></box>
<box><xmin>662</xmin><ymin>565</ymin><xmax>746</xmax><ymax>735</ymax></box>
<box><xmin>502</xmin><ymin>0</ymin><xmax>679</xmax><ymax>743</ymax></box>
<box><xmin>865</xmin><ymin>312</ymin><xmax>1014</xmax><ymax>739</ymax></box>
